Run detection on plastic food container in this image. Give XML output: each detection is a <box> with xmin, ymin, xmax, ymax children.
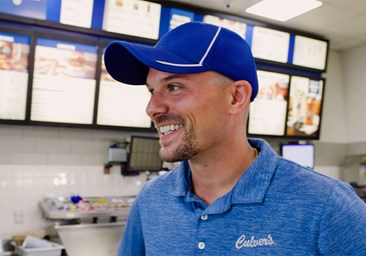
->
<box><xmin>15</xmin><ymin>236</ymin><xmax>64</xmax><ymax>256</ymax></box>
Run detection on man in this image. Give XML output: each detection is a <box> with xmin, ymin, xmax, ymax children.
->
<box><xmin>105</xmin><ymin>22</ymin><xmax>366</xmax><ymax>255</ymax></box>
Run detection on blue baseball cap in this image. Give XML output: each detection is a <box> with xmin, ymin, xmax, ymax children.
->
<box><xmin>104</xmin><ymin>22</ymin><xmax>258</xmax><ymax>101</ymax></box>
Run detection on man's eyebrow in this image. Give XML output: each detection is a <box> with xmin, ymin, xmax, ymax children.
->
<box><xmin>162</xmin><ymin>74</ymin><xmax>184</xmax><ymax>83</ymax></box>
<box><xmin>146</xmin><ymin>74</ymin><xmax>185</xmax><ymax>88</ymax></box>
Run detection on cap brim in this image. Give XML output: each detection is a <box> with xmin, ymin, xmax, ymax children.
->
<box><xmin>104</xmin><ymin>41</ymin><xmax>210</xmax><ymax>85</ymax></box>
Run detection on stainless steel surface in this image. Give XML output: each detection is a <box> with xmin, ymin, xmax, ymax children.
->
<box><xmin>39</xmin><ymin>196</ymin><xmax>133</xmax><ymax>256</ymax></box>
<box><xmin>0</xmin><ymin>239</ymin><xmax>14</xmax><ymax>256</ymax></box>
<box><xmin>55</xmin><ymin>222</ymin><xmax>125</xmax><ymax>256</ymax></box>
<box><xmin>39</xmin><ymin>196</ymin><xmax>134</xmax><ymax>220</ymax></box>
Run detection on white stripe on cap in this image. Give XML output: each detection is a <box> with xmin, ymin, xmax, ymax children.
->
<box><xmin>155</xmin><ymin>26</ymin><xmax>222</xmax><ymax>67</ymax></box>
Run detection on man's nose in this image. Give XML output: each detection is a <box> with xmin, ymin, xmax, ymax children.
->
<box><xmin>146</xmin><ymin>91</ymin><xmax>169</xmax><ymax>119</ymax></box>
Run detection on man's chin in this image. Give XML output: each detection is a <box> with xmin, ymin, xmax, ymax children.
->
<box><xmin>160</xmin><ymin>148</ymin><xmax>182</xmax><ymax>163</ymax></box>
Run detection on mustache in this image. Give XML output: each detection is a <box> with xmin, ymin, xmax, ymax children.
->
<box><xmin>152</xmin><ymin>114</ymin><xmax>185</xmax><ymax>126</ymax></box>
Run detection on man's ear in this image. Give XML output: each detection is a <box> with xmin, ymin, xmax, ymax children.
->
<box><xmin>229</xmin><ymin>80</ymin><xmax>252</xmax><ymax>115</ymax></box>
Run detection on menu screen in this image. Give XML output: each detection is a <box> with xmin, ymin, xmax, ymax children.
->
<box><xmin>248</xmin><ymin>70</ymin><xmax>289</xmax><ymax>136</ymax></box>
<box><xmin>0</xmin><ymin>32</ymin><xmax>30</xmax><ymax>120</ymax></box>
<box><xmin>292</xmin><ymin>35</ymin><xmax>328</xmax><ymax>70</ymax></box>
<box><xmin>281</xmin><ymin>144</ymin><xmax>314</xmax><ymax>168</ymax></box>
<box><xmin>203</xmin><ymin>15</ymin><xmax>247</xmax><ymax>38</ymax></box>
<box><xmin>286</xmin><ymin>76</ymin><xmax>324</xmax><ymax>138</ymax></box>
<box><xmin>251</xmin><ymin>26</ymin><xmax>290</xmax><ymax>63</ymax></box>
<box><xmin>97</xmin><ymin>55</ymin><xmax>151</xmax><ymax>128</ymax></box>
<box><xmin>102</xmin><ymin>0</ymin><xmax>161</xmax><ymax>40</ymax></box>
<box><xmin>31</xmin><ymin>38</ymin><xmax>97</xmax><ymax>124</ymax></box>
<box><xmin>0</xmin><ymin>0</ymin><xmax>47</xmax><ymax>20</ymax></box>
<box><xmin>59</xmin><ymin>0</ymin><xmax>94</xmax><ymax>28</ymax></box>
<box><xmin>168</xmin><ymin>8</ymin><xmax>194</xmax><ymax>31</ymax></box>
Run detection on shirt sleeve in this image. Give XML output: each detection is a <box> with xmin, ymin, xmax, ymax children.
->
<box><xmin>318</xmin><ymin>181</ymin><xmax>366</xmax><ymax>255</ymax></box>
<box><xmin>119</xmin><ymin>195</ymin><xmax>145</xmax><ymax>256</ymax></box>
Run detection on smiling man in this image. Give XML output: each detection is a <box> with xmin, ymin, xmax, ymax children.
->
<box><xmin>104</xmin><ymin>22</ymin><xmax>366</xmax><ymax>255</ymax></box>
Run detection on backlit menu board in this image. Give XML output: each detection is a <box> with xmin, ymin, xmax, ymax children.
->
<box><xmin>203</xmin><ymin>15</ymin><xmax>247</xmax><ymax>38</ymax></box>
<box><xmin>102</xmin><ymin>0</ymin><xmax>162</xmax><ymax>40</ymax></box>
<box><xmin>286</xmin><ymin>76</ymin><xmax>324</xmax><ymax>138</ymax></box>
<box><xmin>31</xmin><ymin>38</ymin><xmax>98</xmax><ymax>124</ymax></box>
<box><xmin>0</xmin><ymin>31</ymin><xmax>30</xmax><ymax>120</ymax></box>
<box><xmin>159</xmin><ymin>7</ymin><xmax>195</xmax><ymax>38</ymax></box>
<box><xmin>248</xmin><ymin>70</ymin><xmax>290</xmax><ymax>136</ymax></box>
<box><xmin>292</xmin><ymin>35</ymin><xmax>328</xmax><ymax>70</ymax></box>
<box><xmin>0</xmin><ymin>0</ymin><xmax>47</xmax><ymax>20</ymax></box>
<box><xmin>97</xmin><ymin>55</ymin><xmax>151</xmax><ymax>128</ymax></box>
<box><xmin>251</xmin><ymin>26</ymin><xmax>290</xmax><ymax>63</ymax></box>
<box><xmin>168</xmin><ymin>8</ymin><xmax>195</xmax><ymax>31</ymax></box>
<box><xmin>59</xmin><ymin>0</ymin><xmax>94</xmax><ymax>28</ymax></box>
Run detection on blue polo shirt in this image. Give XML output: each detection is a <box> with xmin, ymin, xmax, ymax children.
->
<box><xmin>119</xmin><ymin>138</ymin><xmax>366</xmax><ymax>255</ymax></box>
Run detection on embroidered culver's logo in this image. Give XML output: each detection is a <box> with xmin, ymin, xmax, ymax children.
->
<box><xmin>235</xmin><ymin>234</ymin><xmax>275</xmax><ymax>249</ymax></box>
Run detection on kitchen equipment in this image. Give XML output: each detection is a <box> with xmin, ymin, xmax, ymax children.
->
<box><xmin>0</xmin><ymin>239</ymin><xmax>14</xmax><ymax>256</ymax></box>
<box><xmin>39</xmin><ymin>196</ymin><xmax>133</xmax><ymax>256</ymax></box>
<box><xmin>55</xmin><ymin>222</ymin><xmax>124</xmax><ymax>256</ymax></box>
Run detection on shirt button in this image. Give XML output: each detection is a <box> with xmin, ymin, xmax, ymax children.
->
<box><xmin>198</xmin><ymin>242</ymin><xmax>205</xmax><ymax>250</ymax></box>
<box><xmin>200</xmin><ymin>215</ymin><xmax>208</xmax><ymax>221</ymax></box>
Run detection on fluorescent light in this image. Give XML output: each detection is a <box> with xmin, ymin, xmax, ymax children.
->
<box><xmin>246</xmin><ymin>0</ymin><xmax>323</xmax><ymax>22</ymax></box>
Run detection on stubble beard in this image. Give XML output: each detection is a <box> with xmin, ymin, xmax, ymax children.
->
<box><xmin>159</xmin><ymin>121</ymin><xmax>199</xmax><ymax>163</ymax></box>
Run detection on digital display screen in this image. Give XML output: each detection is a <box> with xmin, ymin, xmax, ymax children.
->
<box><xmin>0</xmin><ymin>31</ymin><xmax>30</xmax><ymax>121</ymax></box>
<box><xmin>203</xmin><ymin>15</ymin><xmax>247</xmax><ymax>38</ymax></box>
<box><xmin>248</xmin><ymin>70</ymin><xmax>290</xmax><ymax>136</ymax></box>
<box><xmin>127</xmin><ymin>136</ymin><xmax>162</xmax><ymax>173</ymax></box>
<box><xmin>159</xmin><ymin>7</ymin><xmax>195</xmax><ymax>38</ymax></box>
<box><xmin>292</xmin><ymin>35</ymin><xmax>328</xmax><ymax>70</ymax></box>
<box><xmin>97</xmin><ymin>54</ymin><xmax>151</xmax><ymax>128</ymax></box>
<box><xmin>31</xmin><ymin>38</ymin><xmax>98</xmax><ymax>124</ymax></box>
<box><xmin>286</xmin><ymin>76</ymin><xmax>324</xmax><ymax>139</ymax></box>
<box><xmin>281</xmin><ymin>144</ymin><xmax>315</xmax><ymax>168</ymax></box>
<box><xmin>0</xmin><ymin>0</ymin><xmax>48</xmax><ymax>20</ymax></box>
<box><xmin>102</xmin><ymin>0</ymin><xmax>162</xmax><ymax>40</ymax></box>
<box><xmin>59</xmin><ymin>0</ymin><xmax>94</xmax><ymax>28</ymax></box>
<box><xmin>251</xmin><ymin>26</ymin><xmax>290</xmax><ymax>63</ymax></box>
<box><xmin>169</xmin><ymin>8</ymin><xmax>194</xmax><ymax>30</ymax></box>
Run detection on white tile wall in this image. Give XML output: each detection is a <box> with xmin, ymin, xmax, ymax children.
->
<box><xmin>0</xmin><ymin>165</ymin><xmax>146</xmax><ymax>238</ymax></box>
<box><xmin>0</xmin><ymin>124</ymin><xmax>155</xmax><ymax>238</ymax></box>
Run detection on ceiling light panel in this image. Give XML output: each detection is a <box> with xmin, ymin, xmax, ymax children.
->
<box><xmin>246</xmin><ymin>0</ymin><xmax>323</xmax><ymax>22</ymax></box>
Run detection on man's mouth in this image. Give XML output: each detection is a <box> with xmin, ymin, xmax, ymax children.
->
<box><xmin>158</xmin><ymin>124</ymin><xmax>183</xmax><ymax>136</ymax></box>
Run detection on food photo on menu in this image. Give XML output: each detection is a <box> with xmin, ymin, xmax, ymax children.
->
<box><xmin>248</xmin><ymin>70</ymin><xmax>289</xmax><ymax>136</ymax></box>
<box><xmin>0</xmin><ymin>32</ymin><xmax>30</xmax><ymax>120</ymax></box>
<box><xmin>286</xmin><ymin>76</ymin><xmax>324</xmax><ymax>138</ymax></box>
<box><xmin>30</xmin><ymin>38</ymin><xmax>97</xmax><ymax>124</ymax></box>
<box><xmin>97</xmin><ymin>55</ymin><xmax>151</xmax><ymax>128</ymax></box>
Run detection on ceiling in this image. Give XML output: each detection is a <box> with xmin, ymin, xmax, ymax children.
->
<box><xmin>169</xmin><ymin>0</ymin><xmax>366</xmax><ymax>52</ymax></box>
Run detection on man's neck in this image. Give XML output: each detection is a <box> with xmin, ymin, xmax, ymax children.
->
<box><xmin>188</xmin><ymin>140</ymin><xmax>257</xmax><ymax>205</ymax></box>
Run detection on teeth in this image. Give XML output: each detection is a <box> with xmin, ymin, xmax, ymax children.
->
<box><xmin>159</xmin><ymin>124</ymin><xmax>183</xmax><ymax>135</ymax></box>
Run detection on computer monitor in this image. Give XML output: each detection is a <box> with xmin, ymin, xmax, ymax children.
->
<box><xmin>281</xmin><ymin>143</ymin><xmax>315</xmax><ymax>168</ymax></box>
<box><xmin>126</xmin><ymin>135</ymin><xmax>162</xmax><ymax>174</ymax></box>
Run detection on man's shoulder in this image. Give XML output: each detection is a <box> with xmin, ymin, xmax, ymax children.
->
<box><xmin>273</xmin><ymin>157</ymin><xmax>362</xmax><ymax>207</ymax></box>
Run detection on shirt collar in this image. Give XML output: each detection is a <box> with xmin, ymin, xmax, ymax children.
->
<box><xmin>168</xmin><ymin>138</ymin><xmax>278</xmax><ymax>205</ymax></box>
<box><xmin>231</xmin><ymin>138</ymin><xmax>278</xmax><ymax>204</ymax></box>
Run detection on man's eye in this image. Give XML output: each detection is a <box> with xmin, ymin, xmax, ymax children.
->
<box><xmin>169</xmin><ymin>84</ymin><xmax>180</xmax><ymax>92</ymax></box>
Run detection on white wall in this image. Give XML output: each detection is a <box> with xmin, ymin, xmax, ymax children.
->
<box><xmin>319</xmin><ymin>50</ymin><xmax>347</xmax><ymax>143</ymax></box>
<box><xmin>318</xmin><ymin>45</ymin><xmax>366</xmax><ymax>183</ymax></box>
<box><xmin>341</xmin><ymin>44</ymin><xmax>366</xmax><ymax>143</ymax></box>
<box><xmin>0</xmin><ymin>165</ymin><xmax>145</xmax><ymax>238</ymax></box>
<box><xmin>0</xmin><ymin>125</ymin><xmax>152</xmax><ymax>238</ymax></box>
